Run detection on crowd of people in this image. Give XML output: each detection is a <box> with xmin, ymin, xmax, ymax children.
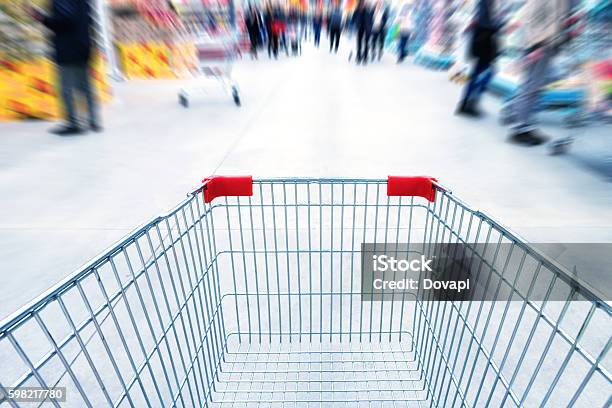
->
<box><xmin>242</xmin><ymin>0</ymin><xmax>415</xmax><ymax>64</ymax></box>
<box><xmin>27</xmin><ymin>0</ymin><xmax>587</xmax><ymax>150</ymax></box>
<box><xmin>242</xmin><ymin>0</ymin><xmax>587</xmax><ymax>148</ymax></box>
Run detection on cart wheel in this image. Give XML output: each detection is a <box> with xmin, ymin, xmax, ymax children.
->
<box><xmin>232</xmin><ymin>88</ymin><xmax>241</xmax><ymax>107</ymax></box>
<box><xmin>179</xmin><ymin>94</ymin><xmax>189</xmax><ymax>108</ymax></box>
<box><xmin>549</xmin><ymin>138</ymin><xmax>573</xmax><ymax>155</ymax></box>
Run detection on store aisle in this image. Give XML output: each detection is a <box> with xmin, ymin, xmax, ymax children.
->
<box><xmin>0</xmin><ymin>42</ymin><xmax>610</xmax><ymax>320</ymax></box>
<box><xmin>220</xmin><ymin>44</ymin><xmax>612</xmax><ymax>241</ymax></box>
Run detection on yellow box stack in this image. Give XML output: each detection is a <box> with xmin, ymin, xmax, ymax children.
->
<box><xmin>118</xmin><ymin>42</ymin><xmax>176</xmax><ymax>79</ymax></box>
<box><xmin>0</xmin><ymin>55</ymin><xmax>111</xmax><ymax>122</ymax></box>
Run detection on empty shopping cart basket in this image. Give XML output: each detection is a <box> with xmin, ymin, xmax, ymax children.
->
<box><xmin>0</xmin><ymin>176</ymin><xmax>610</xmax><ymax>407</ymax></box>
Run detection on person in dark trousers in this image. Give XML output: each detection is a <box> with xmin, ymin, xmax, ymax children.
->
<box><xmin>245</xmin><ymin>5</ymin><xmax>261</xmax><ymax>59</ymax></box>
<box><xmin>29</xmin><ymin>0</ymin><xmax>101</xmax><ymax>135</ymax></box>
<box><xmin>312</xmin><ymin>7</ymin><xmax>323</xmax><ymax>47</ymax></box>
<box><xmin>264</xmin><ymin>3</ymin><xmax>274</xmax><ymax>58</ymax></box>
<box><xmin>269</xmin><ymin>5</ymin><xmax>288</xmax><ymax>58</ymax></box>
<box><xmin>456</xmin><ymin>0</ymin><xmax>504</xmax><ymax>117</ymax></box>
<box><xmin>277</xmin><ymin>5</ymin><xmax>289</xmax><ymax>56</ymax></box>
<box><xmin>353</xmin><ymin>0</ymin><xmax>373</xmax><ymax>64</ymax></box>
<box><xmin>288</xmin><ymin>6</ymin><xmax>301</xmax><ymax>55</ymax></box>
<box><xmin>299</xmin><ymin>8</ymin><xmax>308</xmax><ymax>41</ymax></box>
<box><xmin>370</xmin><ymin>1</ymin><xmax>389</xmax><ymax>61</ymax></box>
<box><xmin>503</xmin><ymin>0</ymin><xmax>580</xmax><ymax>145</ymax></box>
<box><xmin>396</xmin><ymin>2</ymin><xmax>413</xmax><ymax>62</ymax></box>
<box><xmin>328</xmin><ymin>2</ymin><xmax>343</xmax><ymax>53</ymax></box>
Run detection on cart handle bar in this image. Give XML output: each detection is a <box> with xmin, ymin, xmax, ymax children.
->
<box><xmin>197</xmin><ymin>176</ymin><xmax>440</xmax><ymax>203</ymax></box>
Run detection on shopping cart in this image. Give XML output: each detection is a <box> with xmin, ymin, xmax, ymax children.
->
<box><xmin>178</xmin><ymin>32</ymin><xmax>241</xmax><ymax>108</ymax></box>
<box><xmin>0</xmin><ymin>176</ymin><xmax>610</xmax><ymax>407</ymax></box>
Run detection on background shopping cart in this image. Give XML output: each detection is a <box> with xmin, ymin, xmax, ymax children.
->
<box><xmin>176</xmin><ymin>0</ymin><xmax>242</xmax><ymax>108</ymax></box>
<box><xmin>0</xmin><ymin>176</ymin><xmax>610</xmax><ymax>407</ymax></box>
<box><xmin>178</xmin><ymin>32</ymin><xmax>241</xmax><ymax>108</ymax></box>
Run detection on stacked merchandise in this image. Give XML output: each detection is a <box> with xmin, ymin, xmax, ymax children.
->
<box><xmin>447</xmin><ymin>0</ymin><xmax>475</xmax><ymax>82</ymax></box>
<box><xmin>0</xmin><ymin>0</ymin><xmax>110</xmax><ymax>121</ymax></box>
<box><xmin>111</xmin><ymin>0</ymin><xmax>197</xmax><ymax>79</ymax></box>
<box><xmin>173</xmin><ymin>0</ymin><xmax>239</xmax><ymax>37</ymax></box>
<box><xmin>579</xmin><ymin>0</ymin><xmax>611</xmax><ymax>121</ymax></box>
<box><xmin>586</xmin><ymin>60</ymin><xmax>612</xmax><ymax>120</ymax></box>
<box><xmin>0</xmin><ymin>0</ymin><xmax>46</xmax><ymax>60</ymax></box>
<box><xmin>414</xmin><ymin>0</ymin><xmax>459</xmax><ymax>70</ymax></box>
<box><xmin>172</xmin><ymin>0</ymin><xmax>250</xmax><ymax>56</ymax></box>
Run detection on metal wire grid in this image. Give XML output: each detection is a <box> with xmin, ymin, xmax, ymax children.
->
<box><xmin>210</xmin><ymin>336</ymin><xmax>424</xmax><ymax>406</ymax></box>
<box><xmin>0</xmin><ymin>178</ymin><xmax>609</xmax><ymax>408</ymax></box>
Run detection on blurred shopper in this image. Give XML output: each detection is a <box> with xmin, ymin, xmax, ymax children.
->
<box><xmin>270</xmin><ymin>5</ymin><xmax>287</xmax><ymax>58</ymax></box>
<box><xmin>370</xmin><ymin>1</ymin><xmax>389</xmax><ymax>61</ymax></box>
<box><xmin>312</xmin><ymin>7</ymin><xmax>323</xmax><ymax>47</ymax></box>
<box><xmin>29</xmin><ymin>0</ymin><xmax>101</xmax><ymax>135</ymax></box>
<box><xmin>278</xmin><ymin>5</ymin><xmax>290</xmax><ymax>56</ymax></box>
<box><xmin>288</xmin><ymin>7</ymin><xmax>301</xmax><ymax>55</ymax></box>
<box><xmin>396</xmin><ymin>2</ymin><xmax>414</xmax><ymax>63</ymax></box>
<box><xmin>456</xmin><ymin>0</ymin><xmax>504</xmax><ymax>117</ymax></box>
<box><xmin>353</xmin><ymin>0</ymin><xmax>373</xmax><ymax>64</ymax></box>
<box><xmin>300</xmin><ymin>8</ymin><xmax>308</xmax><ymax>41</ymax></box>
<box><xmin>264</xmin><ymin>3</ymin><xmax>274</xmax><ymax>57</ymax></box>
<box><xmin>505</xmin><ymin>0</ymin><xmax>580</xmax><ymax>145</ymax></box>
<box><xmin>245</xmin><ymin>5</ymin><xmax>261</xmax><ymax>59</ymax></box>
<box><xmin>328</xmin><ymin>2</ymin><xmax>343</xmax><ymax>53</ymax></box>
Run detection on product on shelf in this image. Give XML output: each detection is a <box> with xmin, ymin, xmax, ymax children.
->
<box><xmin>0</xmin><ymin>1</ymin><xmax>111</xmax><ymax>121</ymax></box>
<box><xmin>110</xmin><ymin>0</ymin><xmax>199</xmax><ymax>78</ymax></box>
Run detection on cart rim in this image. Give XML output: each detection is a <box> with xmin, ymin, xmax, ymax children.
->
<box><xmin>1</xmin><ymin>177</ymin><xmax>610</xmax><ymax>337</ymax></box>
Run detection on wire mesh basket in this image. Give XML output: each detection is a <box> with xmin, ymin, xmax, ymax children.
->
<box><xmin>0</xmin><ymin>176</ymin><xmax>610</xmax><ymax>407</ymax></box>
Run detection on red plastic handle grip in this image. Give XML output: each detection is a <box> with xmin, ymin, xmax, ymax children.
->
<box><xmin>387</xmin><ymin>176</ymin><xmax>438</xmax><ymax>202</ymax></box>
<box><xmin>202</xmin><ymin>176</ymin><xmax>253</xmax><ymax>203</ymax></box>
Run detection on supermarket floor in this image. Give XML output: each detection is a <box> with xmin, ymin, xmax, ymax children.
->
<box><xmin>1</xmin><ymin>42</ymin><xmax>611</xmax><ymax>320</ymax></box>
